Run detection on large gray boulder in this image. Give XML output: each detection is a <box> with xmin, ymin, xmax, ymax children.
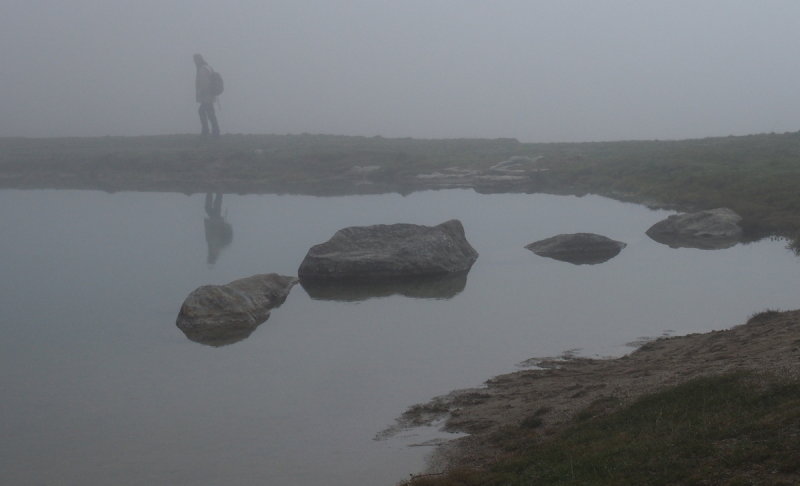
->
<box><xmin>525</xmin><ymin>233</ymin><xmax>627</xmax><ymax>265</ymax></box>
<box><xmin>646</xmin><ymin>208</ymin><xmax>742</xmax><ymax>249</ymax></box>
<box><xmin>176</xmin><ymin>273</ymin><xmax>298</xmax><ymax>346</ymax></box>
<box><xmin>298</xmin><ymin>219</ymin><xmax>478</xmax><ymax>281</ymax></box>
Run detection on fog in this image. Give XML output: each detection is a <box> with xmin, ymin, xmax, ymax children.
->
<box><xmin>2</xmin><ymin>1</ymin><xmax>799</xmax><ymax>142</ymax></box>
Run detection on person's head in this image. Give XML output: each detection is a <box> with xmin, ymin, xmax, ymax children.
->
<box><xmin>193</xmin><ymin>54</ymin><xmax>206</xmax><ymax>67</ymax></box>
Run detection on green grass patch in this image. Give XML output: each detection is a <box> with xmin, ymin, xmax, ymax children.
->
<box><xmin>407</xmin><ymin>372</ymin><xmax>800</xmax><ymax>486</ymax></box>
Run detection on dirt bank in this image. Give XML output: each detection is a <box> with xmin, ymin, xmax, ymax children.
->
<box><xmin>387</xmin><ymin>309</ymin><xmax>800</xmax><ymax>473</ymax></box>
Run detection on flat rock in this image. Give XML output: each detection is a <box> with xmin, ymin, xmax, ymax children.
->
<box><xmin>488</xmin><ymin>155</ymin><xmax>544</xmax><ymax>174</ymax></box>
<box><xmin>176</xmin><ymin>273</ymin><xmax>298</xmax><ymax>346</ymax></box>
<box><xmin>298</xmin><ymin>219</ymin><xmax>478</xmax><ymax>281</ymax></box>
<box><xmin>646</xmin><ymin>208</ymin><xmax>742</xmax><ymax>249</ymax></box>
<box><xmin>525</xmin><ymin>233</ymin><xmax>627</xmax><ymax>265</ymax></box>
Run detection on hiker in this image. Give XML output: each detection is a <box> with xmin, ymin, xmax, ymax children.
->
<box><xmin>194</xmin><ymin>54</ymin><xmax>220</xmax><ymax>137</ymax></box>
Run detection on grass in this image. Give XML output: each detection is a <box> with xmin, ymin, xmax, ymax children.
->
<box><xmin>3</xmin><ymin>130</ymin><xmax>800</xmax><ymax>239</ymax></box>
<box><xmin>747</xmin><ymin>309</ymin><xmax>784</xmax><ymax>324</ymax></box>
<box><xmin>519</xmin><ymin>133</ymin><xmax>800</xmax><ymax>242</ymax></box>
<box><xmin>405</xmin><ymin>372</ymin><xmax>800</xmax><ymax>485</ymax></box>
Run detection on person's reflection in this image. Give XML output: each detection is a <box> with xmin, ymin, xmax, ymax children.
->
<box><xmin>204</xmin><ymin>192</ymin><xmax>233</xmax><ymax>265</ymax></box>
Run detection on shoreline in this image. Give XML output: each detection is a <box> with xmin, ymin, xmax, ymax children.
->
<box><xmin>389</xmin><ymin>309</ymin><xmax>800</xmax><ymax>477</ymax></box>
<box><xmin>5</xmin><ymin>132</ymin><xmax>800</xmax><ymax>244</ymax></box>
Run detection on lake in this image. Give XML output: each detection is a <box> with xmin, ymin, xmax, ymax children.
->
<box><xmin>1</xmin><ymin>188</ymin><xmax>798</xmax><ymax>485</ymax></box>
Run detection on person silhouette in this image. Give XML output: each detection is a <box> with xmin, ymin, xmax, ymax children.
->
<box><xmin>204</xmin><ymin>192</ymin><xmax>233</xmax><ymax>265</ymax></box>
<box><xmin>194</xmin><ymin>54</ymin><xmax>220</xmax><ymax>137</ymax></box>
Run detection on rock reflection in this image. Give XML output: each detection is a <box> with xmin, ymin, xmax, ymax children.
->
<box><xmin>204</xmin><ymin>192</ymin><xmax>233</xmax><ymax>265</ymax></box>
<box><xmin>535</xmin><ymin>252</ymin><xmax>622</xmax><ymax>265</ymax></box>
<box><xmin>645</xmin><ymin>232</ymin><xmax>739</xmax><ymax>250</ymax></box>
<box><xmin>300</xmin><ymin>271</ymin><xmax>469</xmax><ymax>302</ymax></box>
<box><xmin>179</xmin><ymin>318</ymin><xmax>266</xmax><ymax>347</ymax></box>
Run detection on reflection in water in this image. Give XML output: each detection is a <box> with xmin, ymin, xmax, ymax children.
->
<box><xmin>204</xmin><ymin>193</ymin><xmax>233</xmax><ymax>264</ymax></box>
<box><xmin>786</xmin><ymin>237</ymin><xmax>800</xmax><ymax>256</ymax></box>
<box><xmin>179</xmin><ymin>317</ymin><xmax>268</xmax><ymax>347</ymax></box>
<box><xmin>533</xmin><ymin>250</ymin><xmax>623</xmax><ymax>265</ymax></box>
<box><xmin>300</xmin><ymin>271</ymin><xmax>469</xmax><ymax>302</ymax></box>
<box><xmin>645</xmin><ymin>232</ymin><xmax>739</xmax><ymax>250</ymax></box>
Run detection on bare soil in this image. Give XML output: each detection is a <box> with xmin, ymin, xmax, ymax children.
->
<box><xmin>388</xmin><ymin>310</ymin><xmax>800</xmax><ymax>472</ymax></box>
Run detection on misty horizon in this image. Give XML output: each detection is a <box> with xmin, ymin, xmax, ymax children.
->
<box><xmin>2</xmin><ymin>1</ymin><xmax>799</xmax><ymax>143</ymax></box>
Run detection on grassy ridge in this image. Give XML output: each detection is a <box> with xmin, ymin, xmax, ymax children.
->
<box><xmin>527</xmin><ymin>134</ymin><xmax>800</xmax><ymax>240</ymax></box>
<box><xmin>3</xmin><ymin>131</ymin><xmax>800</xmax><ymax>239</ymax></box>
<box><xmin>407</xmin><ymin>372</ymin><xmax>800</xmax><ymax>486</ymax></box>
<box><xmin>0</xmin><ymin>134</ymin><xmax>522</xmax><ymax>194</ymax></box>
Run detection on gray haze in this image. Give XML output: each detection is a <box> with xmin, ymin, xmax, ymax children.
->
<box><xmin>2</xmin><ymin>0</ymin><xmax>799</xmax><ymax>142</ymax></box>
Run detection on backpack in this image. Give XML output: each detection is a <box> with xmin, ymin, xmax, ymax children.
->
<box><xmin>209</xmin><ymin>69</ymin><xmax>224</xmax><ymax>96</ymax></box>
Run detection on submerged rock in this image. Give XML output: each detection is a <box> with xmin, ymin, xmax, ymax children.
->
<box><xmin>176</xmin><ymin>273</ymin><xmax>297</xmax><ymax>347</ymax></box>
<box><xmin>646</xmin><ymin>208</ymin><xmax>742</xmax><ymax>249</ymax></box>
<box><xmin>298</xmin><ymin>219</ymin><xmax>478</xmax><ymax>281</ymax></box>
<box><xmin>525</xmin><ymin>233</ymin><xmax>627</xmax><ymax>265</ymax></box>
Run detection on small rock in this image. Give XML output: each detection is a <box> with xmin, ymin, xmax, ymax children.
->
<box><xmin>176</xmin><ymin>273</ymin><xmax>297</xmax><ymax>346</ymax></box>
<box><xmin>526</xmin><ymin>233</ymin><xmax>627</xmax><ymax>265</ymax></box>
<box><xmin>646</xmin><ymin>208</ymin><xmax>742</xmax><ymax>249</ymax></box>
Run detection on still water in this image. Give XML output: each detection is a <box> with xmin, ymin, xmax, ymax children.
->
<box><xmin>1</xmin><ymin>189</ymin><xmax>798</xmax><ymax>485</ymax></box>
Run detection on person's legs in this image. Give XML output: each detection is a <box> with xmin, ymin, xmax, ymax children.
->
<box><xmin>206</xmin><ymin>103</ymin><xmax>220</xmax><ymax>136</ymax></box>
<box><xmin>198</xmin><ymin>104</ymin><xmax>210</xmax><ymax>136</ymax></box>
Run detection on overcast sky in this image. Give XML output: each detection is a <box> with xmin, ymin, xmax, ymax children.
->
<box><xmin>2</xmin><ymin>1</ymin><xmax>799</xmax><ymax>142</ymax></box>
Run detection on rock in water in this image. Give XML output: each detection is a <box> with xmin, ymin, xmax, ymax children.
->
<box><xmin>176</xmin><ymin>273</ymin><xmax>298</xmax><ymax>346</ymax></box>
<box><xmin>525</xmin><ymin>233</ymin><xmax>627</xmax><ymax>265</ymax></box>
<box><xmin>646</xmin><ymin>208</ymin><xmax>742</xmax><ymax>249</ymax></box>
<box><xmin>298</xmin><ymin>219</ymin><xmax>478</xmax><ymax>281</ymax></box>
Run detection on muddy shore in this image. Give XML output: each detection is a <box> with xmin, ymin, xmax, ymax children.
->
<box><xmin>387</xmin><ymin>310</ymin><xmax>800</xmax><ymax>475</ymax></box>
